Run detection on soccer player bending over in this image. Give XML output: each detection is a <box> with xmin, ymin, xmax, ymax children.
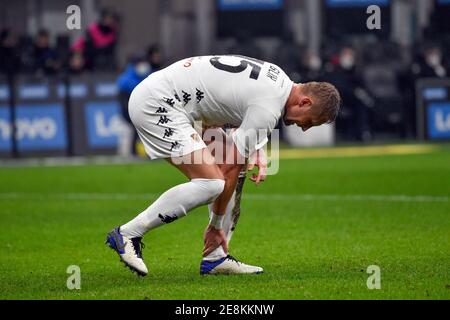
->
<box><xmin>106</xmin><ymin>55</ymin><xmax>341</xmax><ymax>276</ymax></box>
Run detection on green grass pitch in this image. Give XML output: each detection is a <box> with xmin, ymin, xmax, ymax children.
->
<box><xmin>0</xmin><ymin>145</ymin><xmax>449</xmax><ymax>300</ymax></box>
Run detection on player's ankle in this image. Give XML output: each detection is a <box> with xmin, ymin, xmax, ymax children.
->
<box><xmin>203</xmin><ymin>252</ymin><xmax>227</xmax><ymax>262</ymax></box>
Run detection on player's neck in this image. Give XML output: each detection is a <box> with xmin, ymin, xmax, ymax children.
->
<box><xmin>284</xmin><ymin>83</ymin><xmax>300</xmax><ymax>109</ymax></box>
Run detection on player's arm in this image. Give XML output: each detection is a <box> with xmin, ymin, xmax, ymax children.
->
<box><xmin>201</xmin><ymin>126</ymin><xmax>249</xmax><ymax>211</ymax></box>
<box><xmin>248</xmin><ymin>146</ymin><xmax>268</xmax><ymax>185</ymax></box>
<box><xmin>231</xmin><ymin>103</ymin><xmax>278</xmax><ymax>186</ymax></box>
<box><xmin>203</xmin><ymin>106</ymin><xmax>278</xmax><ymax>256</ymax></box>
<box><xmin>200</xmin><ymin>127</ymin><xmax>242</xmax><ymax>256</ymax></box>
<box><xmin>228</xmin><ymin>103</ymin><xmax>278</xmax><ymax>188</ymax></box>
<box><xmin>211</xmin><ymin>141</ymin><xmax>246</xmax><ymax>211</ymax></box>
<box><xmin>209</xmin><ymin>113</ymin><xmax>272</xmax><ymax>220</ymax></box>
<box><xmin>202</xmin><ymin>141</ymin><xmax>245</xmax><ymax>257</ymax></box>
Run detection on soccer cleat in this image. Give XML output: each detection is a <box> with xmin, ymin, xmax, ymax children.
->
<box><xmin>106</xmin><ymin>227</ymin><xmax>148</xmax><ymax>277</ymax></box>
<box><xmin>200</xmin><ymin>255</ymin><xmax>264</xmax><ymax>275</ymax></box>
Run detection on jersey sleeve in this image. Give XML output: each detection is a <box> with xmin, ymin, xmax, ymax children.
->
<box><xmin>232</xmin><ymin>99</ymin><xmax>282</xmax><ymax>158</ymax></box>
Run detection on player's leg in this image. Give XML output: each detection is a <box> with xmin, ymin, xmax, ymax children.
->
<box><xmin>200</xmin><ymin>129</ymin><xmax>263</xmax><ymax>274</ymax></box>
<box><xmin>117</xmin><ymin>91</ymin><xmax>135</xmax><ymax>157</ymax></box>
<box><xmin>120</xmin><ymin>148</ymin><xmax>224</xmax><ymax>238</ymax></box>
<box><xmin>205</xmin><ymin>170</ymin><xmax>246</xmax><ymax>263</ymax></box>
<box><xmin>201</xmin><ymin>170</ymin><xmax>263</xmax><ymax>275</ymax></box>
<box><xmin>202</xmin><ymin>127</ymin><xmax>239</xmax><ymax>262</ymax></box>
<box><xmin>107</xmin><ymin>148</ymin><xmax>225</xmax><ymax>276</ymax></box>
<box><xmin>107</xmin><ymin>81</ymin><xmax>226</xmax><ymax>276</ymax></box>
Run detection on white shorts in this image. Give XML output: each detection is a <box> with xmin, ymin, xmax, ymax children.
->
<box><xmin>128</xmin><ymin>74</ymin><xmax>206</xmax><ymax>160</ymax></box>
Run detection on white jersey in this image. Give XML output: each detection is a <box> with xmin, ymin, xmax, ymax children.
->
<box><xmin>158</xmin><ymin>55</ymin><xmax>293</xmax><ymax>127</ymax></box>
<box><xmin>133</xmin><ymin>55</ymin><xmax>293</xmax><ymax>158</ymax></box>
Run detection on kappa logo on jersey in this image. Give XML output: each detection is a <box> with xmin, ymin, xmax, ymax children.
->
<box><xmin>158</xmin><ymin>214</ymin><xmax>179</xmax><ymax>224</ymax></box>
<box><xmin>174</xmin><ymin>91</ymin><xmax>181</xmax><ymax>102</ymax></box>
<box><xmin>170</xmin><ymin>141</ymin><xmax>180</xmax><ymax>151</ymax></box>
<box><xmin>182</xmin><ymin>90</ymin><xmax>192</xmax><ymax>105</ymax></box>
<box><xmin>196</xmin><ymin>88</ymin><xmax>205</xmax><ymax>103</ymax></box>
<box><xmin>157</xmin><ymin>116</ymin><xmax>172</xmax><ymax>126</ymax></box>
<box><xmin>163</xmin><ymin>128</ymin><xmax>175</xmax><ymax>139</ymax></box>
<box><xmin>163</xmin><ymin>97</ymin><xmax>175</xmax><ymax>107</ymax></box>
<box><xmin>156</xmin><ymin>107</ymin><xmax>168</xmax><ymax>114</ymax></box>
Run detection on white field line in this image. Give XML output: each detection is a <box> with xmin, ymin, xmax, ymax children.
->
<box><xmin>0</xmin><ymin>144</ymin><xmax>446</xmax><ymax>168</ymax></box>
<box><xmin>0</xmin><ymin>192</ymin><xmax>447</xmax><ymax>203</ymax></box>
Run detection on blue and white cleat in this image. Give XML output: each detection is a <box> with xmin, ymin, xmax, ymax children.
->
<box><xmin>106</xmin><ymin>227</ymin><xmax>148</xmax><ymax>277</ymax></box>
<box><xmin>200</xmin><ymin>255</ymin><xmax>263</xmax><ymax>275</ymax></box>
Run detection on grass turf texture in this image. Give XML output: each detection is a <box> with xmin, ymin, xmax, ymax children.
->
<box><xmin>0</xmin><ymin>146</ymin><xmax>449</xmax><ymax>300</ymax></box>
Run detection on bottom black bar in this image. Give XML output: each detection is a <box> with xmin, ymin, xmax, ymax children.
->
<box><xmin>0</xmin><ymin>300</ymin><xmax>445</xmax><ymax>318</ymax></box>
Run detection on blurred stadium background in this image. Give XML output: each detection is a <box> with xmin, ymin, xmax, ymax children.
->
<box><xmin>0</xmin><ymin>0</ymin><xmax>449</xmax><ymax>300</ymax></box>
<box><xmin>0</xmin><ymin>0</ymin><xmax>450</xmax><ymax>157</ymax></box>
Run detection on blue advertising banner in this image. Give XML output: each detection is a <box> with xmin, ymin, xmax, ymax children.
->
<box><xmin>0</xmin><ymin>106</ymin><xmax>11</xmax><ymax>152</ymax></box>
<box><xmin>427</xmin><ymin>103</ymin><xmax>450</xmax><ymax>139</ymax></box>
<box><xmin>0</xmin><ymin>85</ymin><xmax>10</xmax><ymax>102</ymax></box>
<box><xmin>0</xmin><ymin>83</ymin><xmax>11</xmax><ymax>153</ymax></box>
<box><xmin>57</xmin><ymin>83</ymin><xmax>89</xmax><ymax>99</ymax></box>
<box><xmin>218</xmin><ymin>0</ymin><xmax>283</xmax><ymax>10</ymax></box>
<box><xmin>85</xmin><ymin>102</ymin><xmax>121</xmax><ymax>148</ymax></box>
<box><xmin>422</xmin><ymin>87</ymin><xmax>448</xmax><ymax>101</ymax></box>
<box><xmin>95</xmin><ymin>82</ymin><xmax>118</xmax><ymax>98</ymax></box>
<box><xmin>326</xmin><ymin>0</ymin><xmax>390</xmax><ymax>7</ymax></box>
<box><xmin>15</xmin><ymin>104</ymin><xmax>68</xmax><ymax>151</ymax></box>
<box><xmin>18</xmin><ymin>84</ymin><xmax>50</xmax><ymax>100</ymax></box>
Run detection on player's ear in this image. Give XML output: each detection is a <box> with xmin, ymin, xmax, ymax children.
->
<box><xmin>300</xmin><ymin>97</ymin><xmax>312</xmax><ymax>107</ymax></box>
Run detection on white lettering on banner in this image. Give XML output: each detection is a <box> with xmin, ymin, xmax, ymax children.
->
<box><xmin>19</xmin><ymin>86</ymin><xmax>49</xmax><ymax>100</ymax></box>
<box><xmin>0</xmin><ymin>87</ymin><xmax>9</xmax><ymax>100</ymax></box>
<box><xmin>423</xmin><ymin>88</ymin><xmax>447</xmax><ymax>100</ymax></box>
<box><xmin>94</xmin><ymin>112</ymin><xmax>121</xmax><ymax>137</ymax></box>
<box><xmin>0</xmin><ymin>119</ymin><xmax>11</xmax><ymax>140</ymax></box>
<box><xmin>435</xmin><ymin>111</ymin><xmax>450</xmax><ymax>132</ymax></box>
<box><xmin>96</xmin><ymin>84</ymin><xmax>118</xmax><ymax>97</ymax></box>
<box><xmin>16</xmin><ymin>118</ymin><xmax>57</xmax><ymax>140</ymax></box>
<box><xmin>221</xmin><ymin>0</ymin><xmax>280</xmax><ymax>6</ymax></box>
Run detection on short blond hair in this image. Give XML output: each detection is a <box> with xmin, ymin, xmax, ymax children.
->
<box><xmin>302</xmin><ymin>82</ymin><xmax>342</xmax><ymax>123</ymax></box>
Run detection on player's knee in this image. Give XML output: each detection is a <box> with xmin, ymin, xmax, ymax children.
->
<box><xmin>207</xmin><ymin>179</ymin><xmax>225</xmax><ymax>199</ymax></box>
<box><xmin>192</xmin><ymin>178</ymin><xmax>225</xmax><ymax>202</ymax></box>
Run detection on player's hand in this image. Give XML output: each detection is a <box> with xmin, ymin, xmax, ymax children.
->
<box><xmin>248</xmin><ymin>148</ymin><xmax>268</xmax><ymax>185</ymax></box>
<box><xmin>202</xmin><ymin>225</ymin><xmax>229</xmax><ymax>257</ymax></box>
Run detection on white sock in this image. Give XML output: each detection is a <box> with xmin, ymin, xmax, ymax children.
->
<box><xmin>203</xmin><ymin>172</ymin><xmax>246</xmax><ymax>262</ymax></box>
<box><xmin>120</xmin><ymin>178</ymin><xmax>225</xmax><ymax>238</ymax></box>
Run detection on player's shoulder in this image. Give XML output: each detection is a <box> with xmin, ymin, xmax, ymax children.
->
<box><xmin>249</xmin><ymin>60</ymin><xmax>292</xmax><ymax>98</ymax></box>
<box><xmin>169</xmin><ymin>56</ymin><xmax>215</xmax><ymax>68</ymax></box>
